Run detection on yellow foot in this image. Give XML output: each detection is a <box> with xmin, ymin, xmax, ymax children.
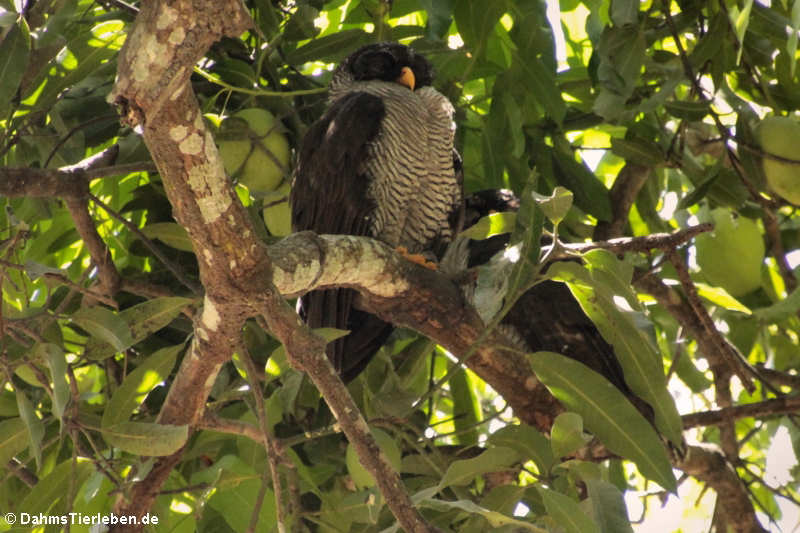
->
<box><xmin>396</xmin><ymin>246</ymin><xmax>438</xmax><ymax>270</ymax></box>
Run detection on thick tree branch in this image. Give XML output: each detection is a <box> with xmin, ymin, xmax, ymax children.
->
<box><xmin>107</xmin><ymin>2</ymin><xmax>437</xmax><ymax>531</ymax></box>
<box><xmin>676</xmin><ymin>445</ymin><xmax>767</xmax><ymax>533</ymax></box>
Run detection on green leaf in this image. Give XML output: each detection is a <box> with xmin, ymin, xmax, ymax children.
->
<box><xmin>439</xmin><ymin>447</ymin><xmax>521</xmax><ymax>489</ymax></box>
<box><xmin>141</xmin><ymin>222</ymin><xmax>194</xmax><ymax>252</ymax></box>
<box><xmin>418</xmin><ymin>0</ymin><xmax>454</xmax><ymax>38</ymax></box>
<box><xmin>102</xmin><ymin>344</ymin><xmax>182</xmax><ymax>428</ymax></box>
<box><xmin>481</xmin><ymin>102</ymin><xmax>507</xmax><ymax>188</ymax></box>
<box><xmin>458</xmin><ymin>212</ymin><xmax>516</xmax><ymax>240</ymax></box>
<box><xmin>664</xmin><ymin>100</ymin><xmax>711</xmax><ymax>121</ymax></box>
<box><xmin>488</xmin><ymin>424</ymin><xmax>555</xmax><ymax>473</ymax></box>
<box><xmin>695</xmin><ymin>283</ymin><xmax>752</xmax><ymax>314</ymax></box>
<box><xmin>610</xmin><ymin>137</ymin><xmax>665</xmax><ymax>166</ymax></box>
<box><xmin>18</xmin><ymin>460</ymin><xmax>93</xmax><ymax>515</ymax></box>
<box><xmin>528</xmin><ymin>351</ymin><xmax>676</xmax><ymax>492</ymax></box>
<box><xmin>24</xmin><ymin>260</ymin><xmax>66</xmax><ymax>280</ymax></box>
<box><xmin>0</xmin><ymin>18</ymin><xmax>31</xmax><ymax>117</ymax></box>
<box><xmin>610</xmin><ymin>0</ymin><xmax>638</xmax><ymax>26</ymax></box>
<box><xmin>551</xmin><ymin>412</ymin><xmax>592</xmax><ymax>459</ymax></box>
<box><xmin>515</xmin><ymin>52</ymin><xmax>567</xmax><ymax>126</ymax></box>
<box><xmin>0</xmin><ymin>418</ymin><xmax>29</xmax><ymax>468</ymax></box>
<box><xmin>15</xmin><ymin>387</ymin><xmax>44</xmax><ymax>468</ymax></box>
<box><xmin>454</xmin><ymin>0</ymin><xmax>507</xmax><ymax>55</ymax></box>
<box><xmin>753</xmin><ymin>287</ymin><xmax>800</xmax><ymax>323</ymax></box>
<box><xmin>101</xmin><ymin>421</ymin><xmax>188</xmax><ymax>456</ymax></box>
<box><xmin>506</xmin><ymin>176</ymin><xmax>545</xmax><ymax>294</ymax></box>
<box><xmin>28</xmin><ymin>20</ymin><xmax>124</xmax><ymax>110</ymax></box>
<box><xmin>192</xmin><ymin>455</ymin><xmax>276</xmax><ymax>533</ymax></box>
<box><xmin>40</xmin><ymin>343</ymin><xmax>70</xmax><ymax>421</ymax></box>
<box><xmin>450</xmin><ymin>367</ymin><xmax>481</xmax><ymax>446</ymax></box>
<box><xmin>731</xmin><ymin>0</ymin><xmax>754</xmax><ymax>64</ymax></box>
<box><xmin>551</xmin><ymin>149</ymin><xmax>613</xmax><ymax>222</ymax></box>
<box><xmin>537</xmin><ymin>487</ymin><xmax>601</xmax><ymax>533</ymax></box>
<box><xmin>286</xmin><ymin>29</ymin><xmax>369</xmax><ymax>64</ymax></box>
<box><xmin>73</xmin><ymin>306</ymin><xmax>134</xmax><ymax>353</ymax></box>
<box><xmin>283</xmin><ymin>4</ymin><xmax>320</xmax><ymax>41</ymax></box>
<box><xmin>592</xmin><ymin>26</ymin><xmax>646</xmax><ymax>120</ymax></box>
<box><xmin>790</xmin><ymin>0</ymin><xmax>800</xmax><ymax>77</ymax></box>
<box><xmin>84</xmin><ymin>297</ymin><xmax>194</xmax><ymax>360</ymax></box>
<box><xmin>550</xmin><ymin>255</ymin><xmax>684</xmax><ymax>447</ymax></box>
<box><xmin>419</xmin><ymin>498</ymin><xmax>546</xmax><ymax>531</ymax></box>
<box><xmin>585</xmin><ymin>479</ymin><xmax>634</xmax><ymax>533</ymax></box>
<box><xmin>689</xmin><ymin>13</ymin><xmax>725</xmax><ymax>69</ymax></box>
<box><xmin>532</xmin><ymin>186</ymin><xmax>573</xmax><ymax>225</ymax></box>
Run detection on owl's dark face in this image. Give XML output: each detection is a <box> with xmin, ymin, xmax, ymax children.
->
<box><xmin>340</xmin><ymin>42</ymin><xmax>434</xmax><ymax>89</ymax></box>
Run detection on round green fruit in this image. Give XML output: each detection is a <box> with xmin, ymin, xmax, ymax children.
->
<box><xmin>261</xmin><ymin>182</ymin><xmax>292</xmax><ymax>237</ymax></box>
<box><xmin>217</xmin><ymin>108</ymin><xmax>290</xmax><ymax>194</ymax></box>
<box><xmin>695</xmin><ymin>208</ymin><xmax>764</xmax><ymax>297</ymax></box>
<box><xmin>345</xmin><ymin>427</ymin><xmax>402</xmax><ymax>489</ymax></box>
<box><xmin>756</xmin><ymin>115</ymin><xmax>800</xmax><ymax>205</ymax></box>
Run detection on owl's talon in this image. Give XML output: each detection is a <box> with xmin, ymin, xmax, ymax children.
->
<box><xmin>396</xmin><ymin>246</ymin><xmax>438</xmax><ymax>270</ymax></box>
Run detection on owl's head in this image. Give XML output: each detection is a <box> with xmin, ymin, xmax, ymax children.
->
<box><xmin>332</xmin><ymin>42</ymin><xmax>434</xmax><ymax>92</ymax></box>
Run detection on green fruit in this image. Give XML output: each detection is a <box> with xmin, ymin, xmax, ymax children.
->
<box><xmin>695</xmin><ymin>208</ymin><xmax>764</xmax><ymax>297</ymax></box>
<box><xmin>261</xmin><ymin>182</ymin><xmax>292</xmax><ymax>237</ymax></box>
<box><xmin>345</xmin><ymin>427</ymin><xmax>402</xmax><ymax>489</ymax></box>
<box><xmin>756</xmin><ymin>115</ymin><xmax>800</xmax><ymax>205</ymax></box>
<box><xmin>217</xmin><ymin>108</ymin><xmax>290</xmax><ymax>194</ymax></box>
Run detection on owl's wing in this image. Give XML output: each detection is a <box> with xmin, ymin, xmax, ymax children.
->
<box><xmin>291</xmin><ymin>91</ymin><xmax>394</xmax><ymax>380</ymax></box>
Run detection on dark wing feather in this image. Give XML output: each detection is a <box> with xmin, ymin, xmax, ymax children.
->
<box><xmin>291</xmin><ymin>92</ymin><xmax>394</xmax><ymax>380</ymax></box>
<box><xmin>291</xmin><ymin>92</ymin><xmax>384</xmax><ymax>236</ymax></box>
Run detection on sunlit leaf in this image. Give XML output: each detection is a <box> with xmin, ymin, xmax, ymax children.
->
<box><xmin>439</xmin><ymin>447</ymin><xmax>521</xmax><ymax>489</ymax></box>
<box><xmin>102</xmin><ymin>344</ymin><xmax>182</xmax><ymax>428</ymax></box>
<box><xmin>528</xmin><ymin>351</ymin><xmax>677</xmax><ymax>492</ymax></box>
<box><xmin>537</xmin><ymin>487</ymin><xmax>601</xmax><ymax>533</ymax></box>
<box><xmin>101</xmin><ymin>421</ymin><xmax>188</xmax><ymax>456</ymax></box>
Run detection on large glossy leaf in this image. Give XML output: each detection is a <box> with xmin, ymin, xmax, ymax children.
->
<box><xmin>551</xmin><ymin>147</ymin><xmax>613</xmax><ymax>222</ymax></box>
<box><xmin>101</xmin><ymin>421</ymin><xmax>188</xmax><ymax>456</ymax></box>
<box><xmin>0</xmin><ymin>18</ymin><xmax>30</xmax><ymax>117</ymax></box>
<box><xmin>286</xmin><ymin>29</ymin><xmax>370</xmax><ymax>64</ymax></box>
<box><xmin>18</xmin><ymin>460</ymin><xmax>93</xmax><ymax>515</ymax></box>
<box><xmin>537</xmin><ymin>487</ymin><xmax>601</xmax><ymax>533</ymax></box>
<box><xmin>515</xmin><ymin>52</ymin><xmax>566</xmax><ymax>126</ymax></box>
<box><xmin>549</xmin><ymin>253</ymin><xmax>684</xmax><ymax>447</ymax></box>
<box><xmin>450</xmin><ymin>367</ymin><xmax>481</xmax><ymax>446</ymax></box>
<box><xmin>453</xmin><ymin>0</ymin><xmax>507</xmax><ymax>55</ymax></box>
<box><xmin>73</xmin><ymin>306</ymin><xmax>134</xmax><ymax>353</ymax></box>
<box><xmin>528</xmin><ymin>351</ymin><xmax>676</xmax><ymax>492</ymax></box>
<box><xmin>0</xmin><ymin>418</ymin><xmax>29</xmax><ymax>468</ymax></box>
<box><xmin>488</xmin><ymin>424</ymin><xmax>555</xmax><ymax>473</ymax></box>
<box><xmin>141</xmin><ymin>222</ymin><xmax>195</xmax><ymax>252</ymax></box>
<box><xmin>84</xmin><ymin>297</ymin><xmax>194</xmax><ymax>360</ymax></box>
<box><xmin>102</xmin><ymin>344</ymin><xmax>182</xmax><ymax>428</ymax></box>
<box><xmin>419</xmin><ymin>498</ymin><xmax>546</xmax><ymax>531</ymax></box>
<box><xmin>192</xmin><ymin>455</ymin><xmax>276</xmax><ymax>533</ymax></box>
<box><xmin>40</xmin><ymin>343</ymin><xmax>70</xmax><ymax>421</ymax></box>
<box><xmin>586</xmin><ymin>479</ymin><xmax>634</xmax><ymax>533</ymax></box>
<box><xmin>439</xmin><ymin>447</ymin><xmax>521</xmax><ymax>489</ymax></box>
<box><xmin>15</xmin><ymin>387</ymin><xmax>44</xmax><ymax>468</ymax></box>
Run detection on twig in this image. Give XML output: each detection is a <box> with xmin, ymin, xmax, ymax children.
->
<box><xmin>557</xmin><ymin>223</ymin><xmax>713</xmax><ymax>257</ymax></box>
<box><xmin>87</xmin><ymin>193</ymin><xmax>202</xmax><ymax>295</ymax></box>
<box><xmin>682</xmin><ymin>395</ymin><xmax>800</xmax><ymax>429</ymax></box>
<box><xmin>239</xmin><ymin>345</ymin><xmax>288</xmax><ymax>532</ymax></box>
<box><xmin>666</xmin><ymin>250</ymin><xmax>755</xmax><ymax>392</ymax></box>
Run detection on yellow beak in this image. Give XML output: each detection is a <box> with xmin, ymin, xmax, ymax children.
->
<box><xmin>396</xmin><ymin>66</ymin><xmax>415</xmax><ymax>91</ymax></box>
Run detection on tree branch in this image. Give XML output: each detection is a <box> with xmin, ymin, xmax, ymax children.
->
<box><xmin>682</xmin><ymin>395</ymin><xmax>800</xmax><ymax>429</ymax></box>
